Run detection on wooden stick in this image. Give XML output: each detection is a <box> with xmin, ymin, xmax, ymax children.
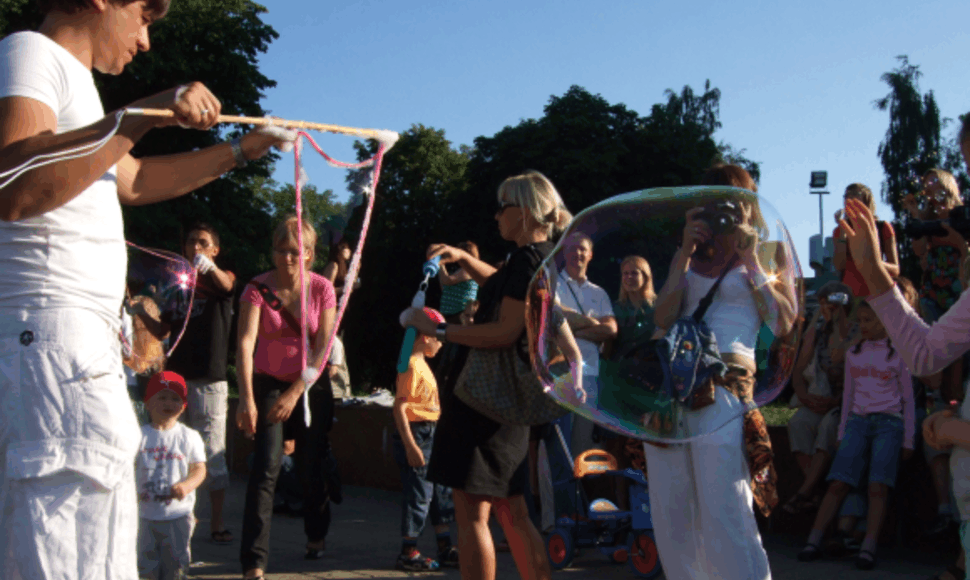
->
<box><xmin>125</xmin><ymin>108</ymin><xmax>390</xmax><ymax>140</ymax></box>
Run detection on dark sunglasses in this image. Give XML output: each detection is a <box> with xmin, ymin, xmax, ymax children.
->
<box><xmin>497</xmin><ymin>201</ymin><xmax>519</xmax><ymax>213</ymax></box>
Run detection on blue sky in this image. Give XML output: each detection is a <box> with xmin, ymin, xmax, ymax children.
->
<box><xmin>255</xmin><ymin>0</ymin><xmax>969</xmax><ymax>273</ymax></box>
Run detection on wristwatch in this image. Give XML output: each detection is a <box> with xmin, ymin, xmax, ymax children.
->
<box><xmin>230</xmin><ymin>137</ymin><xmax>248</xmax><ymax>169</ymax></box>
<box><xmin>436</xmin><ymin>323</ymin><xmax>448</xmax><ymax>342</ymax></box>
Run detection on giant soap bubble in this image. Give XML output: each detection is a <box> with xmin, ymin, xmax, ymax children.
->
<box><xmin>526</xmin><ymin>186</ymin><xmax>802</xmax><ymax>443</ymax></box>
<box><xmin>122</xmin><ymin>244</ymin><xmax>197</xmax><ymax>375</ymax></box>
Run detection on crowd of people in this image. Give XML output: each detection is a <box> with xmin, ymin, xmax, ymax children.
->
<box><xmin>5</xmin><ymin>3</ymin><xmax>970</xmax><ymax>580</ymax></box>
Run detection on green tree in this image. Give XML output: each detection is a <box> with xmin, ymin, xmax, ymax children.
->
<box><xmin>343</xmin><ymin>124</ymin><xmax>469</xmax><ymax>387</ymax></box>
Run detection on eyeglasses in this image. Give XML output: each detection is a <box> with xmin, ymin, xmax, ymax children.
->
<box><xmin>273</xmin><ymin>248</ymin><xmax>307</xmax><ymax>259</ymax></box>
<box><xmin>497</xmin><ymin>201</ymin><xmax>519</xmax><ymax>213</ymax></box>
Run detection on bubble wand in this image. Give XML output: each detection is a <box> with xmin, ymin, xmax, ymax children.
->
<box><xmin>396</xmin><ymin>256</ymin><xmax>441</xmax><ymax>373</ymax></box>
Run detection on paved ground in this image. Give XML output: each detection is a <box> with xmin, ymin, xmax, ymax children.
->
<box><xmin>188</xmin><ymin>475</ymin><xmax>946</xmax><ymax>580</ymax></box>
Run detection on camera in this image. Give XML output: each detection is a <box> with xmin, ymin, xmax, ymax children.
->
<box><xmin>696</xmin><ymin>201</ymin><xmax>743</xmax><ymax>236</ymax></box>
<box><xmin>825</xmin><ymin>292</ymin><xmax>849</xmax><ymax>306</ymax></box>
<box><xmin>903</xmin><ymin>206</ymin><xmax>970</xmax><ymax>240</ymax></box>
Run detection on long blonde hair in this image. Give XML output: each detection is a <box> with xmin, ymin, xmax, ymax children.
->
<box><xmin>497</xmin><ymin>171</ymin><xmax>572</xmax><ymax>239</ymax></box>
<box><xmin>617</xmin><ymin>255</ymin><xmax>656</xmax><ymax>307</ymax></box>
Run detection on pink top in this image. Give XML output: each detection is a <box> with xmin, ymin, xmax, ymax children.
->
<box><xmin>840</xmin><ymin>338</ymin><xmax>915</xmax><ymax>449</ymax></box>
<box><xmin>241</xmin><ymin>271</ymin><xmax>336</xmax><ymax>382</ymax></box>
<box><xmin>868</xmin><ymin>285</ymin><xmax>970</xmax><ymax>376</ymax></box>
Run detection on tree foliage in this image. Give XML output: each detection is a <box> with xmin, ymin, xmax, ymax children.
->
<box><xmin>875</xmin><ymin>56</ymin><xmax>969</xmax><ymax>280</ymax></box>
<box><xmin>343</xmin><ymin>125</ymin><xmax>469</xmax><ymax>386</ymax></box>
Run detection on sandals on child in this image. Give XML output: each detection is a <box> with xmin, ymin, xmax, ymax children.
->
<box><xmin>782</xmin><ymin>493</ymin><xmax>818</xmax><ymax>515</ymax></box>
<box><xmin>211</xmin><ymin>529</ymin><xmax>233</xmax><ymax>545</ymax></box>
<box><xmin>437</xmin><ymin>546</ymin><xmax>459</xmax><ymax>568</ymax></box>
<box><xmin>396</xmin><ymin>551</ymin><xmax>440</xmax><ymax>571</ymax></box>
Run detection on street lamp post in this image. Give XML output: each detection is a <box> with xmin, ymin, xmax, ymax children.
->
<box><xmin>810</xmin><ymin>171</ymin><xmax>829</xmax><ymax>241</ymax></box>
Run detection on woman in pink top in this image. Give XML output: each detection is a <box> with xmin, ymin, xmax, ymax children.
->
<box><xmin>236</xmin><ymin>216</ymin><xmax>337</xmax><ymax>579</ymax></box>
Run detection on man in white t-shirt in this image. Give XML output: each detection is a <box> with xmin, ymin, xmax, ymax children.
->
<box><xmin>554</xmin><ymin>232</ymin><xmax>617</xmax><ymax>454</ymax></box>
<box><xmin>137</xmin><ymin>371</ymin><xmax>206</xmax><ymax>580</ymax></box>
<box><xmin>0</xmin><ymin>2</ymin><xmax>292</xmax><ymax>578</ymax></box>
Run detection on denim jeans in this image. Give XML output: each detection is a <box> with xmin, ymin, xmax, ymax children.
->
<box><xmin>392</xmin><ymin>422</ymin><xmax>454</xmax><ymax>538</ymax></box>
<box><xmin>240</xmin><ymin>375</ymin><xmax>336</xmax><ymax>572</ymax></box>
<box><xmin>828</xmin><ymin>413</ymin><xmax>904</xmax><ymax>488</ymax></box>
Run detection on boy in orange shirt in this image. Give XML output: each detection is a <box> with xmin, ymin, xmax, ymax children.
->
<box><xmin>392</xmin><ymin>307</ymin><xmax>458</xmax><ymax>571</ymax></box>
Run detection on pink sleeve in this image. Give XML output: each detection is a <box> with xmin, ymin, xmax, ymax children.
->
<box><xmin>839</xmin><ymin>353</ymin><xmax>853</xmax><ymax>442</ymax></box>
<box><xmin>900</xmin><ymin>361</ymin><xmax>915</xmax><ymax>450</ymax></box>
<box><xmin>868</xmin><ymin>285</ymin><xmax>970</xmax><ymax>376</ymax></box>
<box><xmin>241</xmin><ymin>280</ymin><xmax>263</xmax><ymax>307</ymax></box>
<box><xmin>317</xmin><ymin>275</ymin><xmax>336</xmax><ymax>310</ymax></box>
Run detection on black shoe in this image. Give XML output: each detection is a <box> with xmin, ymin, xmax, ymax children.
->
<box><xmin>824</xmin><ymin>532</ymin><xmax>848</xmax><ymax>558</ymax></box>
<box><xmin>855</xmin><ymin>549</ymin><xmax>876</xmax><ymax>570</ymax></box>
<box><xmin>924</xmin><ymin>514</ymin><xmax>953</xmax><ymax>537</ymax></box>
<box><xmin>305</xmin><ymin>540</ymin><xmax>325</xmax><ymax>560</ymax></box>
<box><xmin>798</xmin><ymin>543</ymin><xmax>822</xmax><ymax>562</ymax></box>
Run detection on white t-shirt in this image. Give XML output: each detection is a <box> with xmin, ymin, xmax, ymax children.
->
<box><xmin>136</xmin><ymin>422</ymin><xmax>206</xmax><ymax>521</ymax></box>
<box><xmin>555</xmin><ymin>272</ymin><xmax>614</xmax><ymax>376</ymax></box>
<box><xmin>0</xmin><ymin>32</ymin><xmax>126</xmax><ymax>324</ymax></box>
<box><xmin>683</xmin><ymin>266</ymin><xmax>760</xmax><ymax>360</ymax></box>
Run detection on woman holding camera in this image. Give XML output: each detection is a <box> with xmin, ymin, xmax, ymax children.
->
<box><xmin>833</xmin><ymin>184</ymin><xmax>899</xmax><ymax>298</ymax></box>
<box><xmin>648</xmin><ymin>165</ymin><xmax>797</xmax><ymax>580</ymax></box>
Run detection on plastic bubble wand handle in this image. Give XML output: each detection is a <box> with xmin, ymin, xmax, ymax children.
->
<box><xmin>397</xmin><ymin>256</ymin><xmax>441</xmax><ymax>373</ymax></box>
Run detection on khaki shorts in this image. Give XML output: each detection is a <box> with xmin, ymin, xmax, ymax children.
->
<box><xmin>787</xmin><ymin>406</ymin><xmax>840</xmax><ymax>456</ymax></box>
<box><xmin>185</xmin><ymin>379</ymin><xmax>229</xmax><ymax>491</ymax></box>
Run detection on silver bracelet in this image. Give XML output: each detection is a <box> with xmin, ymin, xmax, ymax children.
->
<box><xmin>230</xmin><ymin>137</ymin><xmax>248</xmax><ymax>169</ymax></box>
<box><xmin>749</xmin><ymin>270</ymin><xmax>770</xmax><ymax>289</ymax></box>
<box><xmin>436</xmin><ymin>323</ymin><xmax>448</xmax><ymax>342</ymax></box>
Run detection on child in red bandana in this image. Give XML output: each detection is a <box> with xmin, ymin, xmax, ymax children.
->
<box><xmin>136</xmin><ymin>371</ymin><xmax>207</xmax><ymax>580</ymax></box>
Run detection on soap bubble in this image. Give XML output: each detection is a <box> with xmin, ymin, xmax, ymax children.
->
<box><xmin>122</xmin><ymin>244</ymin><xmax>197</xmax><ymax>375</ymax></box>
<box><xmin>526</xmin><ymin>186</ymin><xmax>802</xmax><ymax>443</ymax></box>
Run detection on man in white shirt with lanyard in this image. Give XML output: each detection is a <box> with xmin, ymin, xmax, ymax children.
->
<box><xmin>0</xmin><ymin>1</ymin><xmax>292</xmax><ymax>578</ymax></box>
<box><xmin>555</xmin><ymin>231</ymin><xmax>617</xmax><ymax>454</ymax></box>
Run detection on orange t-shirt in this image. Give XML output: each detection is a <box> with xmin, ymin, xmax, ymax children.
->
<box><xmin>395</xmin><ymin>355</ymin><xmax>441</xmax><ymax>422</ymax></box>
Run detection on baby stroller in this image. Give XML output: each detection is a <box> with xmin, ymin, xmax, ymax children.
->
<box><xmin>544</xmin><ymin>425</ymin><xmax>661</xmax><ymax>578</ymax></box>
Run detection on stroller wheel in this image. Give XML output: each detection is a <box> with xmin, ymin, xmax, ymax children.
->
<box><xmin>628</xmin><ymin>531</ymin><xmax>660</xmax><ymax>578</ymax></box>
<box><xmin>545</xmin><ymin>528</ymin><xmax>575</xmax><ymax>570</ymax></box>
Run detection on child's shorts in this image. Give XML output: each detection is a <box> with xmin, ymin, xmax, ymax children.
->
<box><xmin>828</xmin><ymin>413</ymin><xmax>905</xmax><ymax>488</ymax></box>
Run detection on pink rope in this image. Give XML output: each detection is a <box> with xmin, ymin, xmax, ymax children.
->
<box><xmin>292</xmin><ymin>131</ymin><xmax>387</xmax><ymax>424</ymax></box>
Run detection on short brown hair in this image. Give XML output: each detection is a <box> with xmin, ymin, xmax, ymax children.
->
<box><xmin>700</xmin><ymin>164</ymin><xmax>758</xmax><ymax>192</ymax></box>
<box><xmin>844</xmin><ymin>183</ymin><xmax>876</xmax><ymax>215</ymax></box>
<box><xmin>186</xmin><ymin>222</ymin><xmax>220</xmax><ymax>248</ymax></box>
<box><xmin>37</xmin><ymin>0</ymin><xmax>170</xmax><ymax>16</ymax></box>
<box><xmin>458</xmin><ymin>241</ymin><xmax>479</xmax><ymax>259</ymax></box>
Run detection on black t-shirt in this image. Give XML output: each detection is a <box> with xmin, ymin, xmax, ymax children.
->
<box><xmin>164</xmin><ymin>274</ymin><xmax>235</xmax><ymax>381</ymax></box>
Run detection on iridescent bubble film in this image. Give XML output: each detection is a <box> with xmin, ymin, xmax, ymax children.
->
<box><xmin>526</xmin><ymin>186</ymin><xmax>802</xmax><ymax>443</ymax></box>
<box><xmin>122</xmin><ymin>245</ymin><xmax>197</xmax><ymax>375</ymax></box>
